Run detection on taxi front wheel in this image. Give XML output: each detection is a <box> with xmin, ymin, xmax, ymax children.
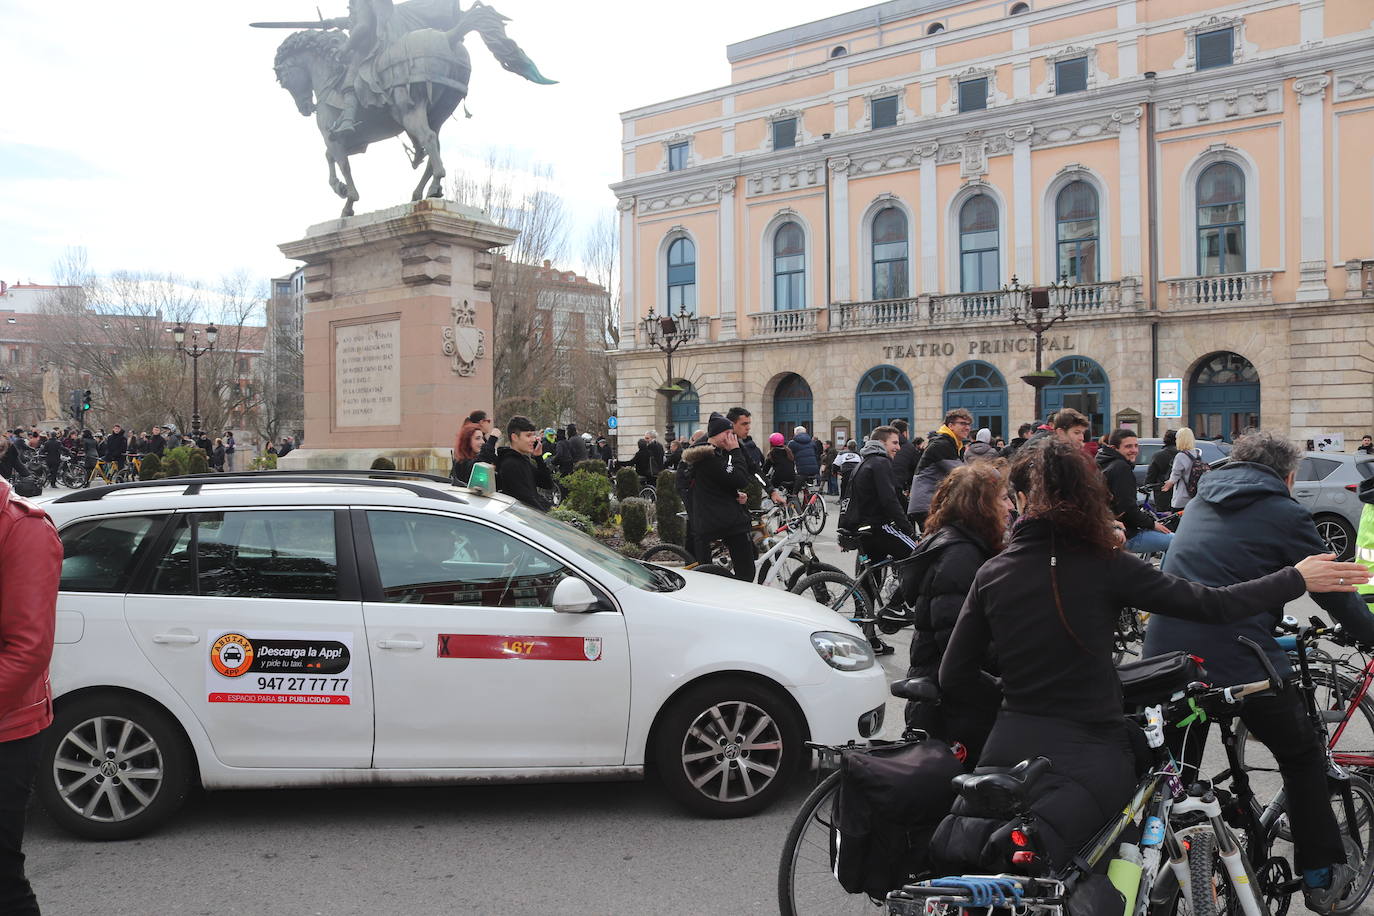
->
<box><xmin>37</xmin><ymin>694</ymin><xmax>193</xmax><ymax>840</ymax></box>
<box><xmin>654</xmin><ymin>678</ymin><xmax>802</xmax><ymax>818</ymax></box>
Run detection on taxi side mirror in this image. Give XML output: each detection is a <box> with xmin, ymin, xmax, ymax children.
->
<box><xmin>552</xmin><ymin>577</ymin><xmax>610</xmax><ymax>614</ymax></box>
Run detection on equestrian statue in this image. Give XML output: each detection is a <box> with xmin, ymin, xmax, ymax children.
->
<box><xmin>253</xmin><ymin>0</ymin><xmax>555</xmax><ymax>217</ymax></box>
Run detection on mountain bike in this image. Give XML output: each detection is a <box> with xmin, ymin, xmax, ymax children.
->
<box><xmin>785</xmin><ymin>477</ymin><xmax>827</xmax><ymax>536</ymax></box>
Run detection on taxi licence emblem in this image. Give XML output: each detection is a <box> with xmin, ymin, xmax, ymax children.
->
<box><xmin>210</xmin><ymin>633</ymin><xmax>255</xmax><ymax>678</ymax></box>
<box><xmin>583</xmin><ymin>637</ymin><xmax>603</xmax><ymax>661</ymax></box>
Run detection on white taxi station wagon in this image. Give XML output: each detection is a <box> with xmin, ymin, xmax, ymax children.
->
<box><xmin>41</xmin><ymin>471</ymin><xmax>887</xmax><ymax>838</ymax></box>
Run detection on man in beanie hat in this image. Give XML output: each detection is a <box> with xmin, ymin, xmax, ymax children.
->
<box><xmin>682</xmin><ymin>414</ymin><xmax>755</xmax><ymax>580</ymax></box>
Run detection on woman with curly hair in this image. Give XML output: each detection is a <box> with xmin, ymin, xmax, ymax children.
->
<box><xmin>451</xmin><ymin>420</ymin><xmax>485</xmax><ymax>485</ymax></box>
<box><xmin>901</xmin><ymin>463</ymin><xmax>1011</xmax><ymax>765</ymax></box>
<box><xmin>936</xmin><ymin>437</ymin><xmax>1368</xmax><ymax>868</ymax></box>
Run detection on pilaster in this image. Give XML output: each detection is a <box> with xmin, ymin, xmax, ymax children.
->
<box><xmin>1294</xmin><ymin>74</ymin><xmax>1330</xmax><ymax>301</ymax></box>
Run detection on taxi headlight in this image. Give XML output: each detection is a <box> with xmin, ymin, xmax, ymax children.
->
<box><xmin>810</xmin><ymin>631</ymin><xmax>875</xmax><ymax>672</ymax></box>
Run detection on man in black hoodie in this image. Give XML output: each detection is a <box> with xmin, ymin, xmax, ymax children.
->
<box><xmin>495</xmin><ymin>416</ymin><xmax>554</xmax><ymax>511</ymax></box>
<box><xmin>1097</xmin><ymin>429</ymin><xmax>1173</xmax><ymax>555</ymax></box>
<box><xmin>838</xmin><ymin>426</ymin><xmax>913</xmax><ymax>654</ymax></box>
<box><xmin>1144</xmin><ymin>431</ymin><xmax>1374</xmax><ymax>912</ymax></box>
<box><xmin>682</xmin><ymin>415</ymin><xmax>754</xmax><ymax>581</ymax></box>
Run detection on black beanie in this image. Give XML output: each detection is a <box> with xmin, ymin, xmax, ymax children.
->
<box><xmin>707</xmin><ymin>415</ymin><xmax>733</xmax><ymax>438</ymax></box>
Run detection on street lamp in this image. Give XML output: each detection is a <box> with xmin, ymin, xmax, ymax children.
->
<box><xmin>639</xmin><ymin>303</ymin><xmax>695</xmax><ymax>441</ymax></box>
<box><xmin>0</xmin><ymin>375</ymin><xmax>13</xmax><ymax>430</ymax></box>
<box><xmin>170</xmin><ymin>322</ymin><xmax>218</xmax><ymax>436</ymax></box>
<box><xmin>1005</xmin><ymin>275</ymin><xmax>1074</xmax><ymax>424</ymax></box>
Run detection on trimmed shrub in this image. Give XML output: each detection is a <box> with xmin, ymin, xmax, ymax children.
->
<box><xmin>620</xmin><ymin>497</ymin><xmax>650</xmax><ymax>545</ymax></box>
<box><xmin>371</xmin><ymin>456</ymin><xmax>396</xmax><ymax>470</ymax></box>
<box><xmin>186</xmin><ymin>448</ymin><xmax>209</xmax><ymax>475</ymax></box>
<box><xmin>249</xmin><ymin>453</ymin><xmax>278</xmax><ymax>471</ymax></box>
<box><xmin>575</xmin><ymin>458</ymin><xmax>608</xmax><ymax>477</ymax></box>
<box><xmin>614</xmin><ymin>466</ymin><xmax>641</xmax><ymax>501</ymax></box>
<box><xmin>746</xmin><ymin>474</ymin><xmax>763</xmax><ymax>510</ymax></box>
<box><xmin>549</xmin><ymin>506</ymin><xmax>594</xmax><ymax>533</ymax></box>
<box><xmin>655</xmin><ymin>468</ymin><xmax>685</xmax><ymax>546</ymax></box>
<box><xmin>563</xmin><ymin>468</ymin><xmax>612</xmax><ymax>524</ymax></box>
<box><xmin>138</xmin><ymin>452</ymin><xmax>162</xmax><ymax>481</ymax></box>
<box><xmin>161</xmin><ymin>445</ymin><xmax>193</xmax><ymax>478</ymax></box>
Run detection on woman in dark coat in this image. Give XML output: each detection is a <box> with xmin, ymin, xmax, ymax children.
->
<box><xmin>938</xmin><ymin>437</ymin><xmax>1365</xmax><ymax>867</ymax></box>
<box><xmin>903</xmin><ymin>464</ymin><xmax>1009</xmax><ymax>765</ymax></box>
<box><xmin>211</xmin><ymin>438</ymin><xmax>227</xmax><ymax>472</ymax></box>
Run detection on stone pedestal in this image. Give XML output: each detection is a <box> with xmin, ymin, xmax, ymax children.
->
<box><xmin>276</xmin><ymin>200</ymin><xmax>518</xmax><ymax>472</ymax></box>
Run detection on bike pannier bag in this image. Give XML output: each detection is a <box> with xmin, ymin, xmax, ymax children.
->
<box><xmin>830</xmin><ymin>738</ymin><xmax>963</xmax><ymax>897</ymax></box>
<box><xmin>13</xmin><ymin>477</ymin><xmax>41</xmax><ymax>499</ymax></box>
<box><xmin>1117</xmin><ymin>651</ymin><xmax>1206</xmax><ymax>707</ymax></box>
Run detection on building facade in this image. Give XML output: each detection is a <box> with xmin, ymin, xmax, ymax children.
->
<box><xmin>610</xmin><ymin>0</ymin><xmax>1374</xmax><ymax>451</ymax></box>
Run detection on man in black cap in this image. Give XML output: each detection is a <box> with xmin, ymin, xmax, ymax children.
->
<box><xmin>681</xmin><ymin>415</ymin><xmax>755</xmax><ymax>581</ymax></box>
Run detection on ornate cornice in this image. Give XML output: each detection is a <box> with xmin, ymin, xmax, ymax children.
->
<box><xmin>1293</xmin><ymin>73</ymin><xmax>1331</xmax><ymax>99</ymax></box>
<box><xmin>1154</xmin><ymin>84</ymin><xmax>1281</xmax><ymax>131</ymax></box>
<box><xmin>637</xmin><ymin>184</ymin><xmax>723</xmax><ymax>215</ymax></box>
<box><xmin>746</xmin><ymin>161</ymin><xmax>824</xmax><ymax>196</ymax></box>
<box><xmin>1335</xmin><ymin>68</ymin><xmax>1374</xmax><ymax>101</ymax></box>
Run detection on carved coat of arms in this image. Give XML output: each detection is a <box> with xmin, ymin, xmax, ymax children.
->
<box><xmin>443</xmin><ymin>299</ymin><xmax>486</xmax><ymax>376</ymax></box>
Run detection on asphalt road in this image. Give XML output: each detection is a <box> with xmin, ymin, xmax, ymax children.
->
<box><xmin>22</xmin><ymin>492</ymin><xmax>1368</xmax><ymax>914</ymax></box>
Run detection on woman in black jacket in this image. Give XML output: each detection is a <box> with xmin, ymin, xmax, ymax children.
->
<box><xmin>938</xmin><ymin>437</ymin><xmax>1367</xmax><ymax>867</ymax></box>
<box><xmin>903</xmin><ymin>464</ymin><xmax>1009</xmax><ymax>765</ymax></box>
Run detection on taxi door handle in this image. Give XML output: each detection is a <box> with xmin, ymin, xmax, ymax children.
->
<box><xmin>377</xmin><ymin>638</ymin><xmax>425</xmax><ymax>650</ymax></box>
<box><xmin>152</xmin><ymin>633</ymin><xmax>200</xmax><ymax>645</ymax></box>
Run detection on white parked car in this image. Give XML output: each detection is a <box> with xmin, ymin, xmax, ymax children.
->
<box><xmin>41</xmin><ymin>471</ymin><xmax>887</xmax><ymax>838</ymax></box>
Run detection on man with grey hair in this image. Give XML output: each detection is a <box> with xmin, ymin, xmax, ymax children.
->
<box><xmin>1144</xmin><ymin>429</ymin><xmax>1374</xmax><ymax>912</ymax></box>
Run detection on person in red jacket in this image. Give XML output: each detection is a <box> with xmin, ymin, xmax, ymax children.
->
<box><xmin>0</xmin><ymin>472</ymin><xmax>63</xmax><ymax>916</ymax></box>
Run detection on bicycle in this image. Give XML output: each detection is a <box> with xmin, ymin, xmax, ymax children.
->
<box><xmin>640</xmin><ymin>506</ymin><xmax>843</xmax><ymax>590</ymax></box>
<box><xmin>788</xmin><ymin>523</ymin><xmax>909</xmax><ymax>651</ymax></box>
<box><xmin>780</xmin><ymin>660</ymin><xmax>1281</xmax><ymax>916</ymax></box>
<box><xmin>785</xmin><ymin>477</ymin><xmax>827</xmax><ymax>536</ymax></box>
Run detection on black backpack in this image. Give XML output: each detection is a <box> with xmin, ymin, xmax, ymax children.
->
<box><xmin>830</xmin><ymin>738</ymin><xmax>963</xmax><ymax>898</ymax></box>
<box><xmin>13</xmin><ymin>476</ymin><xmax>42</xmax><ymax>498</ymax></box>
<box><xmin>1184</xmin><ymin>451</ymin><xmax>1209</xmax><ymax>494</ymax></box>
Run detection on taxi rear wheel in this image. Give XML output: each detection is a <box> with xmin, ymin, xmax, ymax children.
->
<box><xmin>37</xmin><ymin>694</ymin><xmax>192</xmax><ymax>840</ymax></box>
<box><xmin>654</xmin><ymin>678</ymin><xmax>802</xmax><ymax>818</ymax></box>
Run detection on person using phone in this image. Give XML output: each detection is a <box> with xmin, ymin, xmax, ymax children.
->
<box><xmin>495</xmin><ymin>415</ymin><xmax>555</xmax><ymax>512</ymax></box>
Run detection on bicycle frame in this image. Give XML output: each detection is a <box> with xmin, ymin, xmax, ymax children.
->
<box><xmin>1324</xmin><ymin>654</ymin><xmax>1374</xmax><ymax>771</ymax></box>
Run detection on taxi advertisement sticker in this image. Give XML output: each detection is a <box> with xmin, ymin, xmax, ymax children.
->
<box><xmin>206</xmin><ymin>630</ymin><xmax>354</xmax><ymax>705</ymax></box>
<box><xmin>438</xmin><ymin>634</ymin><xmax>603</xmax><ymax>661</ymax></box>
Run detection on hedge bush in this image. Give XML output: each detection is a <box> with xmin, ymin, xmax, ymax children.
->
<box><xmin>249</xmin><ymin>453</ymin><xmax>278</xmax><ymax>471</ymax></box>
<box><xmin>655</xmin><ymin>468</ymin><xmax>685</xmax><ymax>546</ymax></box>
<box><xmin>620</xmin><ymin>497</ymin><xmax>650</xmax><ymax>545</ymax></box>
<box><xmin>614</xmin><ymin>466</ymin><xmax>641</xmax><ymax>501</ymax></box>
<box><xmin>549</xmin><ymin>506</ymin><xmax>594</xmax><ymax>533</ymax></box>
<box><xmin>371</xmin><ymin>456</ymin><xmax>396</xmax><ymax>470</ymax></box>
<box><xmin>187</xmin><ymin>448</ymin><xmax>209</xmax><ymax>475</ymax></box>
<box><xmin>563</xmin><ymin>468</ymin><xmax>612</xmax><ymax>524</ymax></box>
<box><xmin>745</xmin><ymin>474</ymin><xmax>763</xmax><ymax>510</ymax></box>
<box><xmin>575</xmin><ymin>458</ymin><xmax>608</xmax><ymax>477</ymax></box>
<box><xmin>138</xmin><ymin>452</ymin><xmax>162</xmax><ymax>480</ymax></box>
<box><xmin>161</xmin><ymin>445</ymin><xmax>194</xmax><ymax>477</ymax></box>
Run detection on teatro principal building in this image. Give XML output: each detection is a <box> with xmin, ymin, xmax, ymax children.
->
<box><xmin>609</xmin><ymin>0</ymin><xmax>1374</xmax><ymax>450</ymax></box>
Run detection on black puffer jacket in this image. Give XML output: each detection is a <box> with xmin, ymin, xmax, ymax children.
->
<box><xmin>682</xmin><ymin>443</ymin><xmax>750</xmax><ymax>539</ymax></box>
<box><xmin>1095</xmin><ymin>444</ymin><xmax>1156</xmax><ymax>537</ymax></box>
<box><xmin>495</xmin><ymin>446</ymin><xmax>554</xmax><ymax>511</ymax></box>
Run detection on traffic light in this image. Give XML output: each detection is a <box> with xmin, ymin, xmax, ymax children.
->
<box><xmin>81</xmin><ymin>389</ymin><xmax>92</xmax><ymax>412</ymax></box>
<box><xmin>69</xmin><ymin>389</ymin><xmax>82</xmax><ymax>419</ymax></box>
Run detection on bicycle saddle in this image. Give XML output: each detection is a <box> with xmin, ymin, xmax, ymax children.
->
<box><xmin>889</xmin><ymin>677</ymin><xmax>940</xmax><ymax>702</ymax></box>
<box><xmin>951</xmin><ymin>756</ymin><xmax>1052</xmax><ymax>817</ymax></box>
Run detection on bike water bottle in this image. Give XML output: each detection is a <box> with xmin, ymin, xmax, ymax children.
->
<box><xmin>1140</xmin><ymin>817</ymin><xmax>1165</xmax><ymax>848</ymax></box>
<box><xmin>1107</xmin><ymin>842</ymin><xmax>1143</xmax><ymax>915</ymax></box>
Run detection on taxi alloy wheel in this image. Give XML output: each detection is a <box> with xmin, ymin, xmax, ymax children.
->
<box><xmin>38</xmin><ymin>695</ymin><xmax>192</xmax><ymax>840</ymax></box>
<box><xmin>655</xmin><ymin>678</ymin><xmax>802</xmax><ymax>818</ymax></box>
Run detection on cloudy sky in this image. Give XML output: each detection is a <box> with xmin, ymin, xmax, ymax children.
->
<box><xmin>1</xmin><ymin>0</ymin><xmax>846</xmax><ymax>290</ymax></box>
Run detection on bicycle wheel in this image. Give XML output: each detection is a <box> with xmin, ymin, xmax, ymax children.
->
<box><xmin>638</xmin><ymin>486</ymin><xmax>657</xmax><ymax>503</ymax></box>
<box><xmin>789</xmin><ymin>571</ymin><xmax>874</xmax><ymax>636</ymax></box>
<box><xmin>784</xmin><ymin>560</ymin><xmax>846</xmax><ymax>592</ymax></box>
<box><xmin>1236</xmin><ymin>670</ymin><xmax>1374</xmax><ymax>780</ymax></box>
<box><xmin>1186</xmin><ymin>829</ymin><xmax>1220</xmax><ymax>916</ymax></box>
<box><xmin>777</xmin><ymin>770</ymin><xmax>876</xmax><ymax>916</ymax></box>
<box><xmin>1329</xmin><ymin>774</ymin><xmax>1374</xmax><ymax>914</ymax></box>
<box><xmin>1113</xmin><ymin>608</ymin><xmax>1147</xmax><ymax>664</ymax></box>
<box><xmin>640</xmin><ymin>543</ymin><xmax>695</xmax><ymax>567</ymax></box>
<box><xmin>802</xmin><ymin>495</ymin><xmax>826</xmax><ymax>535</ymax></box>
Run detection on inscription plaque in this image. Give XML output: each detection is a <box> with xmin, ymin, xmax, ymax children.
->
<box><xmin>334</xmin><ymin>319</ymin><xmax>401</xmax><ymax>427</ymax></box>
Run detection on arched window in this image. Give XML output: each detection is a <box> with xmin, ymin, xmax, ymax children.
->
<box><xmin>1009</xmin><ymin>2</ymin><xmax>1030</xmax><ymax>13</ymax></box>
<box><xmin>1189</xmin><ymin>351</ymin><xmax>1259</xmax><ymax>441</ymax></box>
<box><xmin>927</xmin><ymin>21</ymin><xmax>946</xmax><ymax>34</ymax></box>
<box><xmin>773</xmin><ymin>222</ymin><xmax>806</xmax><ymax>311</ymax></box>
<box><xmin>943</xmin><ymin>361</ymin><xmax>1007</xmax><ymax>439</ymax></box>
<box><xmin>1055</xmin><ymin>181</ymin><xmax>1099</xmax><ymax>283</ymax></box>
<box><xmin>871</xmin><ymin>207</ymin><xmax>909</xmax><ymax>300</ymax></box>
<box><xmin>666</xmin><ymin>237</ymin><xmax>696</xmax><ymax>314</ymax></box>
<box><xmin>856</xmin><ymin>366</ymin><xmax>912</xmax><ymax>439</ymax></box>
<box><xmin>773</xmin><ymin>373</ymin><xmax>814</xmax><ymax>437</ymax></box>
<box><xmin>830</xmin><ymin>45</ymin><xmax>848</xmax><ymax>58</ymax></box>
<box><xmin>959</xmin><ymin>195</ymin><xmax>999</xmax><ymax>293</ymax></box>
<box><xmin>1043</xmin><ymin>356</ymin><xmax>1109</xmax><ymax>437</ymax></box>
<box><xmin>1197</xmin><ymin>162</ymin><xmax>1245</xmax><ymax>276</ymax></box>
<box><xmin>669</xmin><ymin>380</ymin><xmax>699</xmax><ymax>442</ymax></box>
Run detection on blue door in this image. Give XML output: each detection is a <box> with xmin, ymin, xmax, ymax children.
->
<box><xmin>1189</xmin><ymin>352</ymin><xmax>1259</xmax><ymax>442</ymax></box>
<box><xmin>1042</xmin><ymin>356</ymin><xmax>1110</xmax><ymax>437</ymax></box>
<box><xmin>856</xmin><ymin>366</ymin><xmax>912</xmax><ymax>440</ymax></box>
<box><xmin>669</xmin><ymin>382</ymin><xmax>699</xmax><ymax>442</ymax></box>
<box><xmin>773</xmin><ymin>374</ymin><xmax>814</xmax><ymax>437</ymax></box>
<box><xmin>943</xmin><ymin>361</ymin><xmax>1007</xmax><ymax>439</ymax></box>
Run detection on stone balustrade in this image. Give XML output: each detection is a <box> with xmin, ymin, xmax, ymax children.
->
<box><xmin>748</xmin><ymin>308</ymin><xmax>822</xmax><ymax>338</ymax></box>
<box><xmin>829</xmin><ymin>297</ymin><xmax>922</xmax><ymax>330</ymax></box>
<box><xmin>630</xmin><ymin>314</ymin><xmax>712</xmax><ymax>349</ymax></box>
<box><xmin>1165</xmin><ymin>271</ymin><xmax>1275</xmax><ymax>310</ymax></box>
<box><xmin>1345</xmin><ymin>259</ymin><xmax>1374</xmax><ymax>299</ymax></box>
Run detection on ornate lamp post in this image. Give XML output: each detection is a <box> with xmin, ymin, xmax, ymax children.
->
<box><xmin>1005</xmin><ymin>275</ymin><xmax>1074</xmax><ymax>423</ymax></box>
<box><xmin>171</xmin><ymin>323</ymin><xmax>218</xmax><ymax>436</ymax></box>
<box><xmin>639</xmin><ymin>304</ymin><xmax>694</xmax><ymax>441</ymax></box>
<box><xmin>0</xmin><ymin>375</ymin><xmax>13</xmax><ymax>431</ymax></box>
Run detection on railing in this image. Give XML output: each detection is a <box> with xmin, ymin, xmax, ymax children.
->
<box><xmin>928</xmin><ymin>292</ymin><xmax>1009</xmax><ymax>325</ymax></box>
<box><xmin>631</xmin><ymin>314</ymin><xmax>712</xmax><ymax>349</ymax></box>
<box><xmin>748</xmin><ymin>308</ymin><xmax>821</xmax><ymax>338</ymax></box>
<box><xmin>1059</xmin><ymin>280</ymin><xmax>1125</xmax><ymax>312</ymax></box>
<box><xmin>1345</xmin><ymin>259</ymin><xmax>1374</xmax><ymax>299</ymax></box>
<box><xmin>829</xmin><ymin>298</ymin><xmax>920</xmax><ymax>330</ymax></box>
<box><xmin>1165</xmin><ymin>271</ymin><xmax>1274</xmax><ymax>309</ymax></box>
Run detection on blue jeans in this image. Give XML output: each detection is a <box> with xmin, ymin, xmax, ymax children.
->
<box><xmin>1126</xmin><ymin>528</ymin><xmax>1173</xmax><ymax>556</ymax></box>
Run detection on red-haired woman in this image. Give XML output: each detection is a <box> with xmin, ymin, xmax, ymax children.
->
<box><xmin>451</xmin><ymin>420</ymin><xmax>485</xmax><ymax>485</ymax></box>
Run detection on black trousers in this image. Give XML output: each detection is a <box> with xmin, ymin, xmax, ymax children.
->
<box><xmin>0</xmin><ymin>733</ymin><xmax>41</xmax><ymax>916</ymax></box>
<box><xmin>694</xmin><ymin>531</ymin><xmax>755</xmax><ymax>582</ymax></box>
<box><xmin>43</xmin><ymin>464</ymin><xmax>59</xmax><ymax>487</ymax></box>
<box><xmin>1170</xmin><ymin>681</ymin><xmax>1345</xmax><ymax>871</ymax></box>
<box><xmin>860</xmin><ymin>525</ymin><xmax>920</xmax><ymax>606</ymax></box>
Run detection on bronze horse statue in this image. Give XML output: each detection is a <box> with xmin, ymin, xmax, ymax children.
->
<box><xmin>268</xmin><ymin>2</ymin><xmax>553</xmax><ymax>217</ymax></box>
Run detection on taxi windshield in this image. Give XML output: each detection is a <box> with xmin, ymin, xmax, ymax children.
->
<box><xmin>504</xmin><ymin>503</ymin><xmax>661</xmax><ymax>590</ymax></box>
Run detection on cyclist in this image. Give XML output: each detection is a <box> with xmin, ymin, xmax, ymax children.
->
<box><xmin>1143</xmin><ymin>430</ymin><xmax>1374</xmax><ymax>912</ymax></box>
<box><xmin>785</xmin><ymin>425</ymin><xmax>820</xmax><ymax>488</ymax></box>
<box><xmin>682</xmin><ymin>415</ymin><xmax>754</xmax><ymax>581</ymax></box>
<box><xmin>908</xmin><ymin>408</ymin><xmax>973</xmax><ymax>529</ymax></box>
<box><xmin>1097</xmin><ymin>428</ymin><xmax>1173</xmax><ymax>555</ymax></box>
<box><xmin>833</xmin><ymin>439</ymin><xmax>861</xmax><ymax>506</ymax></box>
<box><xmin>838</xmin><ymin>425</ymin><xmax>915</xmax><ymax>655</ymax></box>
<box><xmin>762</xmin><ymin>432</ymin><xmax>796</xmax><ymax>495</ymax></box>
<box><xmin>938</xmin><ymin>437</ymin><xmax>1367</xmax><ymax>869</ymax></box>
